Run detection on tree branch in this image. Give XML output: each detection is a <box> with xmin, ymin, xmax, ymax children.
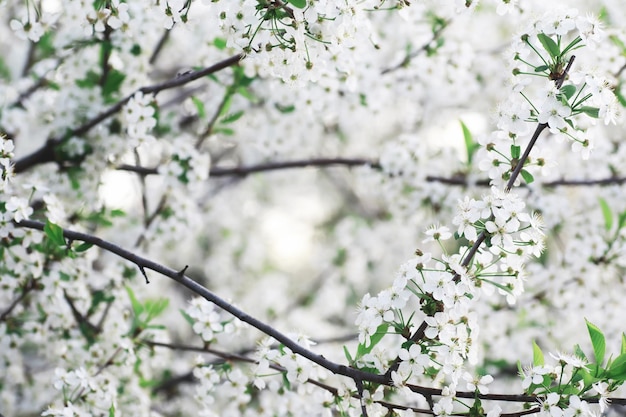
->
<box><xmin>117</xmin><ymin>157</ymin><xmax>626</xmax><ymax>188</ymax></box>
<box><xmin>14</xmin><ymin>219</ymin><xmax>626</xmax><ymax>412</ymax></box>
<box><xmin>13</xmin><ymin>53</ymin><xmax>244</xmax><ymax>173</ymax></box>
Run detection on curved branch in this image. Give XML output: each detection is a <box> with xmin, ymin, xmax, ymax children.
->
<box><xmin>13</xmin><ymin>219</ymin><xmax>626</xmax><ymax>410</ymax></box>
<box><xmin>13</xmin><ymin>53</ymin><xmax>244</xmax><ymax>173</ymax></box>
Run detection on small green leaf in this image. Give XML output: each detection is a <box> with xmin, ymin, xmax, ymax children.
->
<box><xmin>607</xmin><ymin>353</ymin><xmax>626</xmax><ymax>380</ymax></box>
<box><xmin>574</xmin><ymin>344</ymin><xmax>588</xmax><ymax>361</ymax></box>
<box><xmin>622</xmin><ymin>333</ymin><xmax>626</xmax><ymax>355</ymax></box>
<box><xmin>213</xmin><ymin>37</ymin><xmax>227</xmax><ymax>50</ymax></box>
<box><xmin>103</xmin><ymin>69</ymin><xmax>126</xmax><ymax>102</ymax></box>
<box><xmin>537</xmin><ymin>33</ymin><xmax>560</xmax><ymax>59</ymax></box>
<box><xmin>130</xmin><ymin>44</ymin><xmax>141</xmax><ymax>56</ymax></box>
<box><xmin>343</xmin><ymin>346</ymin><xmax>353</xmax><ymax>364</ymax></box>
<box><xmin>599</xmin><ymin>198</ymin><xmax>613</xmax><ymax>231</ymax></box>
<box><xmin>521</xmin><ymin>169</ymin><xmax>534</xmax><ymax>184</ymax></box>
<box><xmin>618</xmin><ymin>211</ymin><xmax>626</xmax><ymax>231</ymax></box>
<box><xmin>532</xmin><ymin>340</ymin><xmax>544</xmax><ymax>366</ymax></box>
<box><xmin>579</xmin><ymin>106</ymin><xmax>600</xmax><ymax>118</ymax></box>
<box><xmin>219</xmin><ymin>110</ymin><xmax>244</xmax><ymax>124</ymax></box>
<box><xmin>534</xmin><ymin>65</ymin><xmax>550</xmax><ymax>73</ymax></box>
<box><xmin>126</xmin><ymin>286</ymin><xmax>144</xmax><ymax>315</ymax></box>
<box><xmin>213</xmin><ymin>127</ymin><xmax>234</xmax><ymax>136</ymax></box>
<box><xmin>357</xmin><ymin>323</ymin><xmax>389</xmax><ymax>357</ymax></box>
<box><xmin>586</xmin><ymin>319</ymin><xmax>606</xmax><ymax>366</ymax></box>
<box><xmin>286</xmin><ymin>0</ymin><xmax>306</xmax><ymax>8</ymax></box>
<box><xmin>460</xmin><ymin>121</ymin><xmax>479</xmax><ymax>165</ymax></box>
<box><xmin>275</xmin><ymin>103</ymin><xmax>296</xmax><ymax>114</ymax></box>
<box><xmin>511</xmin><ymin>144</ymin><xmax>521</xmax><ymax>159</ymax></box>
<box><xmin>74</xmin><ymin>242</ymin><xmax>94</xmax><ymax>252</ymax></box>
<box><xmin>560</xmin><ymin>85</ymin><xmax>576</xmax><ymax>100</ymax></box>
<box><xmin>144</xmin><ymin>298</ymin><xmax>169</xmax><ymax>323</ymax></box>
<box><xmin>44</xmin><ymin>219</ymin><xmax>66</xmax><ymax>246</ymax></box>
<box><xmin>180</xmin><ymin>309</ymin><xmax>194</xmax><ymax>326</ymax></box>
<box><xmin>191</xmin><ymin>96</ymin><xmax>206</xmax><ymax>119</ymax></box>
<box><xmin>110</xmin><ymin>209</ymin><xmax>126</xmax><ymax>217</ymax></box>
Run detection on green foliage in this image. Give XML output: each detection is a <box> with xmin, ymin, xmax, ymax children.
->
<box><xmin>510</xmin><ymin>144</ymin><xmax>521</xmax><ymax>160</ymax></box>
<box><xmin>599</xmin><ymin>198</ymin><xmax>613</xmax><ymax>231</ymax></box>
<box><xmin>102</xmin><ymin>69</ymin><xmax>126</xmax><ymax>103</ymax></box>
<box><xmin>560</xmin><ymin>85</ymin><xmax>576</xmax><ymax>100</ymax></box>
<box><xmin>44</xmin><ymin>219</ymin><xmax>66</xmax><ymax>247</ymax></box>
<box><xmin>125</xmin><ymin>286</ymin><xmax>170</xmax><ymax>337</ymax></box>
<box><xmin>191</xmin><ymin>96</ymin><xmax>206</xmax><ymax>119</ymax></box>
<box><xmin>537</xmin><ymin>33</ymin><xmax>560</xmax><ymax>59</ymax></box>
<box><xmin>586</xmin><ymin>319</ymin><xmax>606</xmax><ymax>366</ymax></box>
<box><xmin>0</xmin><ymin>57</ymin><xmax>11</xmax><ymax>81</ymax></box>
<box><xmin>286</xmin><ymin>0</ymin><xmax>306</xmax><ymax>8</ymax></box>
<box><xmin>461</xmin><ymin>120</ymin><xmax>479</xmax><ymax>165</ymax></box>
<box><xmin>532</xmin><ymin>340</ymin><xmax>544</xmax><ymax>366</ymax></box>
<box><xmin>521</xmin><ymin>169</ymin><xmax>534</xmax><ymax>185</ymax></box>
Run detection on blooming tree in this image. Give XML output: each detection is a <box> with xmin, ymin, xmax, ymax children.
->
<box><xmin>2</xmin><ymin>0</ymin><xmax>626</xmax><ymax>416</ymax></box>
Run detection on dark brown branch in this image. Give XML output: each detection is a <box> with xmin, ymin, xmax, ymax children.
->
<box><xmin>149</xmin><ymin>29</ymin><xmax>172</xmax><ymax>65</ymax></box>
<box><xmin>116</xmin><ymin>158</ymin><xmax>379</xmax><ymax>177</ymax></box>
<box><xmin>14</xmin><ymin>53</ymin><xmax>244</xmax><ymax>173</ymax></box>
<box><xmin>16</xmin><ymin>219</ymin><xmax>626</xmax><ymax>410</ymax></box>
<box><xmin>0</xmin><ymin>278</ymin><xmax>38</xmax><ymax>322</ymax></box>
<box><xmin>117</xmin><ymin>158</ymin><xmax>626</xmax><ymax>188</ymax></box>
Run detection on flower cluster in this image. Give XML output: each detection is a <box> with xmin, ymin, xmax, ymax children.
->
<box><xmin>186</xmin><ymin>297</ymin><xmax>237</xmax><ymax>343</ymax></box>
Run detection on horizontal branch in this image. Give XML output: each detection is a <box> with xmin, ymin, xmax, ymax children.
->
<box><xmin>13</xmin><ymin>54</ymin><xmax>244</xmax><ymax>173</ymax></box>
<box><xmin>117</xmin><ymin>158</ymin><xmax>626</xmax><ymax>188</ymax></box>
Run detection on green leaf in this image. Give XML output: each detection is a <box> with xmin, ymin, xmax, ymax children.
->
<box><xmin>537</xmin><ymin>33</ymin><xmax>560</xmax><ymax>59</ymax></box>
<box><xmin>180</xmin><ymin>309</ymin><xmax>194</xmax><ymax>326</ymax></box>
<box><xmin>219</xmin><ymin>110</ymin><xmax>244</xmax><ymax>124</ymax></box>
<box><xmin>574</xmin><ymin>344</ymin><xmax>588</xmax><ymax>361</ymax></box>
<box><xmin>586</xmin><ymin>319</ymin><xmax>606</xmax><ymax>366</ymax></box>
<box><xmin>191</xmin><ymin>96</ymin><xmax>206</xmax><ymax>119</ymax></box>
<box><xmin>532</xmin><ymin>340</ymin><xmax>545</xmax><ymax>366</ymax></box>
<box><xmin>144</xmin><ymin>298</ymin><xmax>169</xmax><ymax>323</ymax></box>
<box><xmin>213</xmin><ymin>37</ymin><xmax>227</xmax><ymax>50</ymax></box>
<box><xmin>560</xmin><ymin>85</ymin><xmax>576</xmax><ymax>100</ymax></box>
<box><xmin>343</xmin><ymin>346</ymin><xmax>353</xmax><ymax>364</ymax></box>
<box><xmin>599</xmin><ymin>198</ymin><xmax>613</xmax><ymax>231</ymax></box>
<box><xmin>126</xmin><ymin>286</ymin><xmax>144</xmax><ymax>316</ymax></box>
<box><xmin>607</xmin><ymin>353</ymin><xmax>626</xmax><ymax>380</ymax></box>
<box><xmin>534</xmin><ymin>65</ymin><xmax>550</xmax><ymax>73</ymax></box>
<box><xmin>213</xmin><ymin>127</ymin><xmax>234</xmax><ymax>136</ymax></box>
<box><xmin>622</xmin><ymin>333</ymin><xmax>626</xmax><ymax>355</ymax></box>
<box><xmin>74</xmin><ymin>242</ymin><xmax>94</xmax><ymax>252</ymax></box>
<box><xmin>110</xmin><ymin>209</ymin><xmax>125</xmax><ymax>217</ymax></box>
<box><xmin>286</xmin><ymin>0</ymin><xmax>306</xmax><ymax>8</ymax></box>
<box><xmin>521</xmin><ymin>169</ymin><xmax>534</xmax><ymax>185</ymax></box>
<box><xmin>44</xmin><ymin>220</ymin><xmax>66</xmax><ymax>246</ymax></box>
<box><xmin>356</xmin><ymin>323</ymin><xmax>389</xmax><ymax>357</ymax></box>
<box><xmin>130</xmin><ymin>44</ymin><xmax>141</xmax><ymax>56</ymax></box>
<box><xmin>0</xmin><ymin>56</ymin><xmax>11</xmax><ymax>81</ymax></box>
<box><xmin>103</xmin><ymin>69</ymin><xmax>126</xmax><ymax>102</ymax></box>
<box><xmin>460</xmin><ymin>121</ymin><xmax>479</xmax><ymax>165</ymax></box>
<box><xmin>579</xmin><ymin>106</ymin><xmax>600</xmax><ymax>118</ymax></box>
<box><xmin>618</xmin><ymin>211</ymin><xmax>626</xmax><ymax>231</ymax></box>
<box><xmin>510</xmin><ymin>144</ymin><xmax>521</xmax><ymax>159</ymax></box>
<box><xmin>275</xmin><ymin>103</ymin><xmax>296</xmax><ymax>114</ymax></box>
